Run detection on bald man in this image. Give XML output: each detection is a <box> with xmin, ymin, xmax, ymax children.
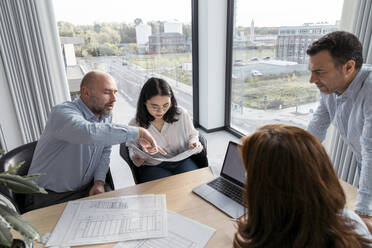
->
<box><xmin>26</xmin><ymin>71</ymin><xmax>163</xmax><ymax>211</ymax></box>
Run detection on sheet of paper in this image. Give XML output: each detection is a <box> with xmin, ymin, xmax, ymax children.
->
<box><xmin>46</xmin><ymin>194</ymin><xmax>167</xmax><ymax>247</ymax></box>
<box><xmin>129</xmin><ymin>144</ymin><xmax>203</xmax><ymax>164</ymax></box>
<box><xmin>114</xmin><ymin>210</ymin><xmax>215</xmax><ymax>248</ymax></box>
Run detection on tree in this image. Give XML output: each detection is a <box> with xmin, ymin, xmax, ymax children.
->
<box><xmin>57</xmin><ymin>21</ymin><xmax>75</xmax><ymax>37</ymax></box>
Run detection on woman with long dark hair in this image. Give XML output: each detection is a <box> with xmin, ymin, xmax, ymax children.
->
<box><xmin>234</xmin><ymin>124</ymin><xmax>372</xmax><ymax>248</ymax></box>
<box><xmin>128</xmin><ymin>77</ymin><xmax>201</xmax><ymax>183</ymax></box>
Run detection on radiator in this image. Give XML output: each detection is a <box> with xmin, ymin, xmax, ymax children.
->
<box><xmin>329</xmin><ymin>128</ymin><xmax>359</xmax><ymax>187</ymax></box>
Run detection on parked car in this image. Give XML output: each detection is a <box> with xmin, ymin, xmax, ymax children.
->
<box><xmin>249</xmin><ymin>57</ymin><xmax>259</xmax><ymax>61</ymax></box>
<box><xmin>263</xmin><ymin>56</ymin><xmax>271</xmax><ymax>60</ymax></box>
<box><xmin>233</xmin><ymin>61</ymin><xmax>246</xmax><ymax>66</ymax></box>
<box><xmin>251</xmin><ymin>70</ymin><xmax>263</xmax><ymax>76</ymax></box>
<box><xmin>122</xmin><ymin>61</ymin><xmax>128</xmax><ymax>66</ymax></box>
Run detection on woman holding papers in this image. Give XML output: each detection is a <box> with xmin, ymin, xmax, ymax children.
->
<box><xmin>127</xmin><ymin>77</ymin><xmax>201</xmax><ymax>183</ymax></box>
<box><xmin>234</xmin><ymin>124</ymin><xmax>372</xmax><ymax>248</ymax></box>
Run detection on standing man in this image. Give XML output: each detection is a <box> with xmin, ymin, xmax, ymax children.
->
<box><xmin>307</xmin><ymin>31</ymin><xmax>372</xmax><ymax>228</ymax></box>
<box><xmin>26</xmin><ymin>71</ymin><xmax>164</xmax><ymax>211</ymax></box>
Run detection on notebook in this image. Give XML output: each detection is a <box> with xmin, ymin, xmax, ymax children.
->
<box><xmin>193</xmin><ymin>141</ymin><xmax>246</xmax><ymax>218</ymax></box>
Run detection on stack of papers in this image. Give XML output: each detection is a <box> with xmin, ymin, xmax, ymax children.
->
<box><xmin>46</xmin><ymin>194</ymin><xmax>167</xmax><ymax>247</ymax></box>
<box><xmin>115</xmin><ymin>211</ymin><xmax>215</xmax><ymax>248</ymax></box>
<box><xmin>45</xmin><ymin>194</ymin><xmax>215</xmax><ymax>248</ymax></box>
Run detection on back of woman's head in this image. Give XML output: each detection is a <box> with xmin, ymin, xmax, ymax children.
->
<box><xmin>135</xmin><ymin>77</ymin><xmax>179</xmax><ymax>128</ymax></box>
<box><xmin>234</xmin><ymin>124</ymin><xmax>370</xmax><ymax>248</ymax></box>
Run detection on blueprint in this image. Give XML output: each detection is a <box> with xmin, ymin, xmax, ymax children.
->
<box><xmin>46</xmin><ymin>194</ymin><xmax>167</xmax><ymax>247</ymax></box>
<box><xmin>114</xmin><ymin>211</ymin><xmax>215</xmax><ymax>248</ymax></box>
<box><xmin>128</xmin><ymin>143</ymin><xmax>203</xmax><ymax>165</ymax></box>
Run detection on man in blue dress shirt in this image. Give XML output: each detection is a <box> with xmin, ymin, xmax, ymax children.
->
<box><xmin>307</xmin><ymin>31</ymin><xmax>372</xmax><ymax>230</ymax></box>
<box><xmin>26</xmin><ymin>71</ymin><xmax>164</xmax><ymax>211</ymax></box>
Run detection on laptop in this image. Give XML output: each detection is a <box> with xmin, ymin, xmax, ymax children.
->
<box><xmin>192</xmin><ymin>141</ymin><xmax>246</xmax><ymax>218</ymax></box>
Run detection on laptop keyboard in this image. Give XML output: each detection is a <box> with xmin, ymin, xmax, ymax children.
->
<box><xmin>207</xmin><ymin>178</ymin><xmax>243</xmax><ymax>205</ymax></box>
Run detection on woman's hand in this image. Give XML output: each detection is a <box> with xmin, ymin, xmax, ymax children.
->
<box><xmin>189</xmin><ymin>141</ymin><xmax>201</xmax><ymax>149</ymax></box>
<box><xmin>132</xmin><ymin>154</ymin><xmax>145</xmax><ymax>166</ymax></box>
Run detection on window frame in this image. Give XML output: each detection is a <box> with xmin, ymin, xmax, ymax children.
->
<box><xmin>192</xmin><ymin>0</ymin><xmax>200</xmax><ymax>127</ymax></box>
<box><xmin>224</xmin><ymin>0</ymin><xmax>245</xmax><ymax>137</ymax></box>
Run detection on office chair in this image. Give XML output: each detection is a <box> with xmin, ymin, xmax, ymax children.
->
<box><xmin>120</xmin><ymin>134</ymin><xmax>209</xmax><ymax>184</ymax></box>
<box><xmin>0</xmin><ymin>141</ymin><xmax>115</xmax><ymax>214</ymax></box>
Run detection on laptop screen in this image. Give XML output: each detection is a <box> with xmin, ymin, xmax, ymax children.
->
<box><xmin>220</xmin><ymin>142</ymin><xmax>246</xmax><ymax>186</ymax></box>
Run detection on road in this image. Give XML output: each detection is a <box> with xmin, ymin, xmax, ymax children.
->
<box><xmin>232</xmin><ymin>61</ymin><xmax>308</xmax><ymax>79</ymax></box>
<box><xmin>79</xmin><ymin>56</ymin><xmax>317</xmax><ymax>135</ymax></box>
<box><xmin>80</xmin><ymin>56</ymin><xmax>194</xmax><ymax>117</ymax></box>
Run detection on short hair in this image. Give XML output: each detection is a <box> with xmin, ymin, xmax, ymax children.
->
<box><xmin>234</xmin><ymin>124</ymin><xmax>372</xmax><ymax>248</ymax></box>
<box><xmin>306</xmin><ymin>31</ymin><xmax>363</xmax><ymax>70</ymax></box>
<box><xmin>135</xmin><ymin>77</ymin><xmax>180</xmax><ymax>128</ymax></box>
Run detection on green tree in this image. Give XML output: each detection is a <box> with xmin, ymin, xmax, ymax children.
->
<box><xmin>57</xmin><ymin>21</ymin><xmax>75</xmax><ymax>37</ymax></box>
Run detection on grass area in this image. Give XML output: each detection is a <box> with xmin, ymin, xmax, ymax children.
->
<box><xmin>232</xmin><ymin>74</ymin><xmax>319</xmax><ymax>109</ymax></box>
<box><xmin>127</xmin><ymin>53</ymin><xmax>192</xmax><ymax>69</ymax></box>
<box><xmin>160</xmin><ymin>70</ymin><xmax>192</xmax><ymax>86</ymax></box>
<box><xmin>233</xmin><ymin>48</ymin><xmax>276</xmax><ymax>61</ymax></box>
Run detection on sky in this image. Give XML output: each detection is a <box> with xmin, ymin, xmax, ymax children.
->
<box><xmin>53</xmin><ymin>0</ymin><xmax>344</xmax><ymax>27</ymax></box>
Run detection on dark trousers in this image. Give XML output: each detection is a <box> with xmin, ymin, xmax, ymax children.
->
<box><xmin>137</xmin><ymin>158</ymin><xmax>198</xmax><ymax>183</ymax></box>
<box><xmin>23</xmin><ymin>182</ymin><xmax>112</xmax><ymax>213</ymax></box>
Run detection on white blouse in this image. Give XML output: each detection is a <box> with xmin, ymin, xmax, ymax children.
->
<box><xmin>128</xmin><ymin>106</ymin><xmax>199</xmax><ymax>166</ymax></box>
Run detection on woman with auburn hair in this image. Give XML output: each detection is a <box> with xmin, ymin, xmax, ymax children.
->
<box><xmin>234</xmin><ymin>124</ymin><xmax>372</xmax><ymax>248</ymax></box>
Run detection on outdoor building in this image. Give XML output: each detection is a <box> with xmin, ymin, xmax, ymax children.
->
<box><xmin>135</xmin><ymin>24</ymin><xmax>152</xmax><ymax>46</ymax></box>
<box><xmin>276</xmin><ymin>22</ymin><xmax>339</xmax><ymax>64</ymax></box>
<box><xmin>148</xmin><ymin>32</ymin><xmax>188</xmax><ymax>53</ymax></box>
<box><xmin>164</xmin><ymin>21</ymin><xmax>183</xmax><ymax>34</ymax></box>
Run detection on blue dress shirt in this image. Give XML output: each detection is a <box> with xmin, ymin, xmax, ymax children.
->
<box><xmin>28</xmin><ymin>98</ymin><xmax>138</xmax><ymax>192</ymax></box>
<box><xmin>308</xmin><ymin>65</ymin><xmax>372</xmax><ymax>216</ymax></box>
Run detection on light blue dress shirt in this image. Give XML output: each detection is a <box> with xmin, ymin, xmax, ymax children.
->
<box><xmin>28</xmin><ymin>98</ymin><xmax>139</xmax><ymax>192</ymax></box>
<box><xmin>308</xmin><ymin>65</ymin><xmax>372</xmax><ymax>216</ymax></box>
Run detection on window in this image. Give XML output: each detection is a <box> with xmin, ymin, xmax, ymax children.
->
<box><xmin>227</xmin><ymin>0</ymin><xmax>344</xmax><ymax>135</ymax></box>
<box><xmin>53</xmin><ymin>0</ymin><xmax>195</xmax><ymax>125</ymax></box>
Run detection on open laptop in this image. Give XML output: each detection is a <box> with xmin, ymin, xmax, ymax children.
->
<box><xmin>192</xmin><ymin>141</ymin><xmax>245</xmax><ymax>218</ymax></box>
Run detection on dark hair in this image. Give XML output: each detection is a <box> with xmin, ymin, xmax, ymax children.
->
<box><xmin>234</xmin><ymin>124</ymin><xmax>372</xmax><ymax>248</ymax></box>
<box><xmin>135</xmin><ymin>77</ymin><xmax>180</xmax><ymax>128</ymax></box>
<box><xmin>307</xmin><ymin>31</ymin><xmax>363</xmax><ymax>70</ymax></box>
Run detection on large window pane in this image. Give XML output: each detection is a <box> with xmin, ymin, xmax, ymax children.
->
<box><xmin>53</xmin><ymin>0</ymin><xmax>193</xmax><ymax>124</ymax></box>
<box><xmin>230</xmin><ymin>0</ymin><xmax>344</xmax><ymax>135</ymax></box>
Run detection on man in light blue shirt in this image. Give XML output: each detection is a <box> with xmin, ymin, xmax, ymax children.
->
<box><xmin>307</xmin><ymin>31</ymin><xmax>372</xmax><ymax>230</ymax></box>
<box><xmin>26</xmin><ymin>71</ymin><xmax>164</xmax><ymax>211</ymax></box>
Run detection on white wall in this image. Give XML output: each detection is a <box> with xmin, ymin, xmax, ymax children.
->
<box><xmin>198</xmin><ymin>0</ymin><xmax>227</xmax><ymax>130</ymax></box>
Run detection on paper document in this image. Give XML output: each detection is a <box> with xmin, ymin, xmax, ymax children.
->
<box><xmin>129</xmin><ymin>144</ymin><xmax>203</xmax><ymax>165</ymax></box>
<box><xmin>46</xmin><ymin>194</ymin><xmax>167</xmax><ymax>247</ymax></box>
<box><xmin>115</xmin><ymin>210</ymin><xmax>215</xmax><ymax>248</ymax></box>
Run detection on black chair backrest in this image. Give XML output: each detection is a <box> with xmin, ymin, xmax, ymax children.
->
<box><xmin>0</xmin><ymin>141</ymin><xmax>115</xmax><ymax>213</ymax></box>
<box><xmin>0</xmin><ymin>141</ymin><xmax>37</xmax><ymax>176</ymax></box>
<box><xmin>120</xmin><ymin>134</ymin><xmax>209</xmax><ymax>184</ymax></box>
<box><xmin>0</xmin><ymin>141</ymin><xmax>37</xmax><ymax>213</ymax></box>
<box><xmin>119</xmin><ymin>144</ymin><xmax>141</xmax><ymax>184</ymax></box>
